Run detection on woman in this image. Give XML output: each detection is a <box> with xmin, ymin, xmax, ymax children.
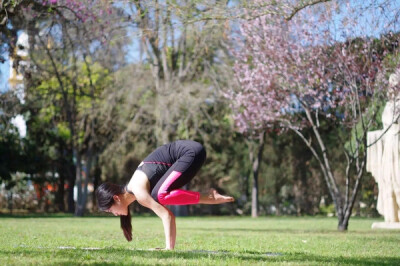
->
<box><xmin>96</xmin><ymin>140</ymin><xmax>234</xmax><ymax>250</ymax></box>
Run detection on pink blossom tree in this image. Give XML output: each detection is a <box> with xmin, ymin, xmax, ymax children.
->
<box><xmin>226</xmin><ymin>3</ymin><xmax>400</xmax><ymax>229</ymax></box>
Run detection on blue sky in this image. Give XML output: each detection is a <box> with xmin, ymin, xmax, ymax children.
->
<box><xmin>331</xmin><ymin>0</ymin><xmax>400</xmax><ymax>40</ymax></box>
<box><xmin>0</xmin><ymin>54</ymin><xmax>9</xmax><ymax>93</ymax></box>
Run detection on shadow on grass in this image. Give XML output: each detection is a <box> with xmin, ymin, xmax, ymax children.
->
<box><xmin>1</xmin><ymin>248</ymin><xmax>399</xmax><ymax>265</ymax></box>
<box><xmin>183</xmin><ymin>227</ymin><xmax>339</xmax><ymax>233</ymax></box>
<box><xmin>0</xmin><ymin>213</ymin><xmax>159</xmax><ymax>219</ymax></box>
<box><xmin>181</xmin><ymin>227</ymin><xmax>387</xmax><ymax>235</ymax></box>
<box><xmin>0</xmin><ymin>213</ymin><xmax>73</xmax><ymax>219</ymax></box>
<box><xmin>182</xmin><ymin>227</ymin><xmax>398</xmax><ymax>235</ymax></box>
<box><xmin>0</xmin><ymin>213</ymin><xmax>119</xmax><ymax>219</ymax></box>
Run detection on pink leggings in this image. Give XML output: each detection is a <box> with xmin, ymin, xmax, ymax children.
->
<box><xmin>157</xmin><ymin>171</ymin><xmax>200</xmax><ymax>205</ymax></box>
<box><xmin>145</xmin><ymin>141</ymin><xmax>206</xmax><ymax>205</ymax></box>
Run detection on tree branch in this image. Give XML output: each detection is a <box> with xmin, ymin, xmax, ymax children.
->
<box><xmin>279</xmin><ymin>119</ymin><xmax>338</xmax><ymax>208</ymax></box>
<box><xmin>285</xmin><ymin>0</ymin><xmax>332</xmax><ymax>21</ymax></box>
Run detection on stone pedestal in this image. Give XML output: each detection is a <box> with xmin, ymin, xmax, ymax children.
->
<box><xmin>371</xmin><ymin>222</ymin><xmax>400</xmax><ymax>229</ymax></box>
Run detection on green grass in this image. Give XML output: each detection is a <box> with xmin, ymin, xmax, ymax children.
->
<box><xmin>0</xmin><ymin>215</ymin><xmax>399</xmax><ymax>265</ymax></box>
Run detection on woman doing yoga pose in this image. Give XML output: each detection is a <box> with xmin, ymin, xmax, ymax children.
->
<box><xmin>95</xmin><ymin>140</ymin><xmax>234</xmax><ymax>250</ymax></box>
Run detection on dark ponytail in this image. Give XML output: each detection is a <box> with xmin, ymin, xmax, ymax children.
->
<box><xmin>121</xmin><ymin>209</ymin><xmax>132</xmax><ymax>241</ymax></box>
<box><xmin>96</xmin><ymin>182</ymin><xmax>132</xmax><ymax>241</ymax></box>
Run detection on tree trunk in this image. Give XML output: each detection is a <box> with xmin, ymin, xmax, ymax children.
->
<box><xmin>242</xmin><ymin>171</ymin><xmax>250</xmax><ymax>204</ymax></box>
<box><xmin>251</xmin><ymin>169</ymin><xmax>259</xmax><ymax>218</ymax></box>
<box><xmin>290</xmin><ymin>110</ymin><xmax>353</xmax><ymax>230</ymax></box>
<box><xmin>74</xmin><ymin>150</ymin><xmax>83</xmax><ymax>216</ymax></box>
<box><xmin>274</xmin><ymin>180</ymin><xmax>282</xmax><ymax>216</ymax></box>
<box><xmin>56</xmin><ymin>171</ymin><xmax>65</xmax><ymax>212</ymax></box>
<box><xmin>337</xmin><ymin>213</ymin><xmax>348</xmax><ymax>231</ymax></box>
<box><xmin>275</xmin><ymin>195</ymin><xmax>281</xmax><ymax>216</ymax></box>
<box><xmin>56</xmin><ymin>146</ymin><xmax>66</xmax><ymax>212</ymax></box>
<box><xmin>79</xmin><ymin>149</ymin><xmax>93</xmax><ymax>215</ymax></box>
<box><xmin>92</xmin><ymin>158</ymin><xmax>101</xmax><ymax>211</ymax></box>
<box><xmin>67</xmin><ymin>163</ymin><xmax>76</xmax><ymax>213</ymax></box>
<box><xmin>75</xmin><ymin>147</ymin><xmax>94</xmax><ymax>217</ymax></box>
<box><xmin>249</xmin><ymin>132</ymin><xmax>265</xmax><ymax>218</ymax></box>
<box><xmin>339</xmin><ymin>174</ymin><xmax>363</xmax><ymax>231</ymax></box>
<box><xmin>7</xmin><ymin>191</ymin><xmax>13</xmax><ymax>214</ymax></box>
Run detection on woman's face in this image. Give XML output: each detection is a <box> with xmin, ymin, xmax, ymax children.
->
<box><xmin>105</xmin><ymin>195</ymin><xmax>128</xmax><ymax>216</ymax></box>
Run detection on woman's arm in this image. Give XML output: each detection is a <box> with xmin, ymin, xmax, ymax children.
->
<box><xmin>127</xmin><ymin>170</ymin><xmax>176</xmax><ymax>249</ymax></box>
<box><xmin>134</xmin><ymin>189</ymin><xmax>176</xmax><ymax>250</ymax></box>
<box><xmin>160</xmin><ymin>206</ymin><xmax>176</xmax><ymax>250</ymax></box>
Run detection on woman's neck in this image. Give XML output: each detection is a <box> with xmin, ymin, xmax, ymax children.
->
<box><xmin>124</xmin><ymin>191</ymin><xmax>136</xmax><ymax>205</ymax></box>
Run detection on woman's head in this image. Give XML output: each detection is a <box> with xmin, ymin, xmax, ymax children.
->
<box><xmin>96</xmin><ymin>182</ymin><xmax>133</xmax><ymax>241</ymax></box>
<box><xmin>96</xmin><ymin>182</ymin><xmax>129</xmax><ymax>216</ymax></box>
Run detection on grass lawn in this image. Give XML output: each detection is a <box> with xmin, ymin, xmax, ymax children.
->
<box><xmin>0</xmin><ymin>215</ymin><xmax>399</xmax><ymax>265</ymax></box>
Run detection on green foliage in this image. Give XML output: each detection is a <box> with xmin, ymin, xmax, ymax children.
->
<box><xmin>319</xmin><ymin>204</ymin><xmax>336</xmax><ymax>216</ymax></box>
<box><xmin>0</xmin><ymin>125</ymin><xmax>22</xmax><ymax>183</ymax></box>
<box><xmin>56</xmin><ymin>122</ymin><xmax>71</xmax><ymax>140</ymax></box>
<box><xmin>359</xmin><ymin>172</ymin><xmax>380</xmax><ymax>217</ymax></box>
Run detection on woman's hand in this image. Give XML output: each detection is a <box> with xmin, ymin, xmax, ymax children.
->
<box><xmin>148</xmin><ymin>247</ymin><xmax>169</xmax><ymax>251</ymax></box>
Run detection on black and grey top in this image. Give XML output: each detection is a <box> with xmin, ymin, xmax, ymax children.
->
<box><xmin>135</xmin><ymin>140</ymin><xmax>206</xmax><ymax>202</ymax></box>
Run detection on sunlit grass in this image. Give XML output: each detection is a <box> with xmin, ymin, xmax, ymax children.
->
<box><xmin>0</xmin><ymin>215</ymin><xmax>399</xmax><ymax>265</ymax></box>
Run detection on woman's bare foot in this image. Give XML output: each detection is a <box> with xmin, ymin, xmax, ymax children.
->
<box><xmin>199</xmin><ymin>189</ymin><xmax>234</xmax><ymax>204</ymax></box>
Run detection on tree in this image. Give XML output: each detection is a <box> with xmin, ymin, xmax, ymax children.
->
<box><xmin>1</xmin><ymin>1</ymin><xmax>49</xmax><ymax>66</ymax></box>
<box><xmin>226</xmin><ymin>3</ymin><xmax>400</xmax><ymax>229</ymax></box>
<box><xmin>114</xmin><ymin>0</ymin><xmax>236</xmax><ymax>215</ymax></box>
<box><xmin>23</xmin><ymin>0</ymin><xmax>124</xmax><ymax>215</ymax></box>
<box><xmin>124</xmin><ymin>0</ymin><xmax>230</xmax><ymax>145</ymax></box>
<box><xmin>242</xmin><ymin>132</ymin><xmax>264</xmax><ymax>217</ymax></box>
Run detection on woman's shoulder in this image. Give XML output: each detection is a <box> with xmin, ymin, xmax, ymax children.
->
<box><xmin>127</xmin><ymin>169</ymin><xmax>150</xmax><ymax>193</ymax></box>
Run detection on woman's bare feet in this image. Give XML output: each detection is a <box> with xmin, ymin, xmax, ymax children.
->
<box><xmin>199</xmin><ymin>189</ymin><xmax>234</xmax><ymax>204</ymax></box>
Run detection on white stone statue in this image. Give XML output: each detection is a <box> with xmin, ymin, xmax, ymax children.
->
<box><xmin>367</xmin><ymin>70</ymin><xmax>400</xmax><ymax>229</ymax></box>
